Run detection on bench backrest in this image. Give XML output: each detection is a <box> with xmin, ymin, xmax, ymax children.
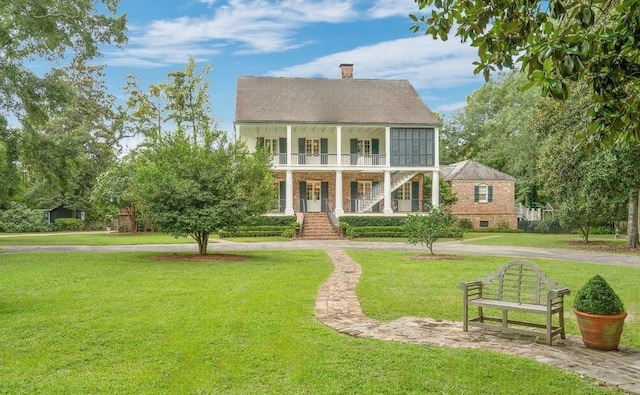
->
<box><xmin>480</xmin><ymin>260</ymin><xmax>558</xmax><ymax>304</ymax></box>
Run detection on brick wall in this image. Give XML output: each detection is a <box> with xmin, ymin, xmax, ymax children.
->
<box><xmin>447</xmin><ymin>180</ymin><xmax>517</xmax><ymax>229</ymax></box>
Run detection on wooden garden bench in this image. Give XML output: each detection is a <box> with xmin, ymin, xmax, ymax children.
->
<box><xmin>459</xmin><ymin>259</ymin><xmax>570</xmax><ymax>345</ymax></box>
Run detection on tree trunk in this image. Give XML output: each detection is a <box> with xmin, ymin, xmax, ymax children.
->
<box><xmin>627</xmin><ymin>189</ymin><xmax>639</xmax><ymax>248</ymax></box>
<box><xmin>194</xmin><ymin>232</ymin><xmax>209</xmax><ymax>255</ymax></box>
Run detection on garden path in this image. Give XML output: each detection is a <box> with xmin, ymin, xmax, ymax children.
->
<box><xmin>317</xmin><ymin>249</ymin><xmax>640</xmax><ymax>394</ymax></box>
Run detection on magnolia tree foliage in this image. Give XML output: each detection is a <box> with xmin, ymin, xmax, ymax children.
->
<box><xmin>412</xmin><ymin>0</ymin><xmax>640</xmax><ymax>147</ymax></box>
<box><xmin>403</xmin><ymin>207</ymin><xmax>457</xmax><ymax>255</ymax></box>
<box><xmin>127</xmin><ymin>59</ymin><xmax>276</xmax><ymax>254</ymax></box>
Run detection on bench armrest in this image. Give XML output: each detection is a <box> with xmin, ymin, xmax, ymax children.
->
<box><xmin>548</xmin><ymin>287</ymin><xmax>571</xmax><ymax>299</ymax></box>
<box><xmin>458</xmin><ymin>280</ymin><xmax>482</xmax><ymax>291</ymax></box>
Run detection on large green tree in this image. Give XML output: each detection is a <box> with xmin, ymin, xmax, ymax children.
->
<box><xmin>1</xmin><ymin>0</ymin><xmax>126</xmax><ymax>126</ymax></box>
<box><xmin>532</xmin><ymin>91</ymin><xmax>640</xmax><ymax>243</ymax></box>
<box><xmin>1</xmin><ymin>0</ymin><xmax>126</xmax><ymax>212</ymax></box>
<box><xmin>19</xmin><ymin>62</ymin><xmax>121</xmax><ymax>212</ymax></box>
<box><xmin>441</xmin><ymin>72</ymin><xmax>542</xmax><ymax>206</ymax></box>
<box><xmin>128</xmin><ymin>59</ymin><xmax>276</xmax><ymax>254</ymax></box>
<box><xmin>412</xmin><ymin>0</ymin><xmax>640</xmax><ymax>147</ymax></box>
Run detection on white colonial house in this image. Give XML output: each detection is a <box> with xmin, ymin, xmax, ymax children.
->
<box><xmin>234</xmin><ymin>64</ymin><xmax>440</xmax><ymax>217</ymax></box>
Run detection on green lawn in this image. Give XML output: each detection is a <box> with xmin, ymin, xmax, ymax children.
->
<box><xmin>0</xmin><ymin>251</ymin><xmax>620</xmax><ymax>394</ymax></box>
<box><xmin>0</xmin><ymin>232</ymin><xmax>292</xmax><ymax>246</ymax></box>
<box><xmin>460</xmin><ymin>232</ymin><xmax>630</xmax><ymax>248</ymax></box>
<box><xmin>0</xmin><ymin>232</ymin><xmax>196</xmax><ymax>246</ymax></box>
<box><xmin>350</xmin><ymin>250</ymin><xmax>640</xmax><ymax>349</ymax></box>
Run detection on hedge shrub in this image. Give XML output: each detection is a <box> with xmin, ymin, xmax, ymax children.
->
<box><xmin>345</xmin><ymin>226</ymin><xmax>404</xmax><ymax>238</ymax></box>
<box><xmin>0</xmin><ymin>203</ymin><xmax>52</xmax><ymax>233</ymax></box>
<box><xmin>246</xmin><ymin>216</ymin><xmax>297</xmax><ymax>226</ymax></box>
<box><xmin>55</xmin><ymin>218</ymin><xmax>84</xmax><ymax>231</ymax></box>
<box><xmin>219</xmin><ymin>216</ymin><xmax>299</xmax><ymax>238</ymax></box>
<box><xmin>339</xmin><ymin>216</ymin><xmax>407</xmax><ymax>227</ymax></box>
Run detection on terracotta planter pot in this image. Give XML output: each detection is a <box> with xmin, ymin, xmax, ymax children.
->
<box><xmin>574</xmin><ymin>309</ymin><xmax>627</xmax><ymax>350</ymax></box>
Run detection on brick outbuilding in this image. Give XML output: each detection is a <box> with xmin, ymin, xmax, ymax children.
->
<box><xmin>441</xmin><ymin>160</ymin><xmax>517</xmax><ymax>229</ymax></box>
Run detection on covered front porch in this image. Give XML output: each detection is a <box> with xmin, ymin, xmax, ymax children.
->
<box><xmin>269</xmin><ymin>170</ymin><xmax>440</xmax><ymax>216</ymax></box>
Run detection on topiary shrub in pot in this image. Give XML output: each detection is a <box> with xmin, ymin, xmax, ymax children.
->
<box><xmin>573</xmin><ymin>275</ymin><xmax>627</xmax><ymax>350</ymax></box>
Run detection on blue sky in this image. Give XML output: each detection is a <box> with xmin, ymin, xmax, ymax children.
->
<box><xmin>100</xmin><ymin>0</ymin><xmax>486</xmax><ymax>134</ymax></box>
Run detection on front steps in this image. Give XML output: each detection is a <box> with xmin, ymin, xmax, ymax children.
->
<box><xmin>299</xmin><ymin>213</ymin><xmax>342</xmax><ymax>240</ymax></box>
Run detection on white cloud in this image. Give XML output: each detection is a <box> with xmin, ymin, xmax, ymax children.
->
<box><xmin>109</xmin><ymin>0</ymin><xmax>361</xmax><ymax>67</ymax></box>
<box><xmin>367</xmin><ymin>0</ymin><xmax>419</xmax><ymax>18</ymax></box>
<box><xmin>269</xmin><ymin>35</ymin><xmax>482</xmax><ymax>90</ymax></box>
<box><xmin>435</xmin><ymin>101</ymin><xmax>467</xmax><ymax>113</ymax></box>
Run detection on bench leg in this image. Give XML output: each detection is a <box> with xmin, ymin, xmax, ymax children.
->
<box><xmin>559</xmin><ymin>309</ymin><xmax>566</xmax><ymax>339</ymax></box>
<box><xmin>462</xmin><ymin>297</ymin><xmax>469</xmax><ymax>332</ymax></box>
<box><xmin>501</xmin><ymin>310</ymin><xmax>508</xmax><ymax>328</ymax></box>
<box><xmin>477</xmin><ymin>307</ymin><xmax>484</xmax><ymax>323</ymax></box>
<box><xmin>546</xmin><ymin>313</ymin><xmax>552</xmax><ymax>346</ymax></box>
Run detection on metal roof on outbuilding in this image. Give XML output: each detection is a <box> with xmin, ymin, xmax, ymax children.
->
<box><xmin>441</xmin><ymin>160</ymin><xmax>516</xmax><ymax>181</ymax></box>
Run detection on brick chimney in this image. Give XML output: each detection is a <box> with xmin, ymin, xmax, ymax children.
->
<box><xmin>339</xmin><ymin>63</ymin><xmax>354</xmax><ymax>79</ymax></box>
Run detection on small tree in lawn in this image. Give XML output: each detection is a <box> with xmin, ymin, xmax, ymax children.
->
<box><xmin>404</xmin><ymin>206</ymin><xmax>456</xmax><ymax>255</ymax></box>
<box><xmin>127</xmin><ymin>59</ymin><xmax>276</xmax><ymax>254</ymax></box>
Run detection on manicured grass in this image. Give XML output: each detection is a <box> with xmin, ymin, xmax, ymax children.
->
<box><xmin>0</xmin><ymin>251</ymin><xmax>618</xmax><ymax>393</ymax></box>
<box><xmin>0</xmin><ymin>232</ymin><xmax>196</xmax><ymax>246</ymax></box>
<box><xmin>350</xmin><ymin>250</ymin><xmax>640</xmax><ymax>349</ymax></box>
<box><xmin>460</xmin><ymin>232</ymin><xmax>629</xmax><ymax>248</ymax></box>
<box><xmin>0</xmin><ymin>232</ymin><xmax>292</xmax><ymax>246</ymax></box>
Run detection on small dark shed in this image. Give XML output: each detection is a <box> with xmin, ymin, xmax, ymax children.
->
<box><xmin>42</xmin><ymin>206</ymin><xmax>85</xmax><ymax>226</ymax></box>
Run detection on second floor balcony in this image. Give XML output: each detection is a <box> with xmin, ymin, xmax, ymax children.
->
<box><xmin>271</xmin><ymin>153</ymin><xmax>387</xmax><ymax>167</ymax></box>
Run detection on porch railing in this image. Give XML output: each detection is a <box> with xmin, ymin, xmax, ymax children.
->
<box><xmin>274</xmin><ymin>154</ymin><xmax>387</xmax><ymax>167</ymax></box>
<box><xmin>324</xmin><ymin>199</ymin><xmax>342</xmax><ymax>236</ymax></box>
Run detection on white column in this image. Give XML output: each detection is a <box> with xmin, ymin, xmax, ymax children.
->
<box><xmin>383</xmin><ymin>170</ymin><xmax>393</xmax><ymax>215</ymax></box>
<box><xmin>285</xmin><ymin>170</ymin><xmax>294</xmax><ymax>215</ymax></box>
<box><xmin>434</xmin><ymin>126</ymin><xmax>440</xmax><ymax>167</ymax></box>
<box><xmin>286</xmin><ymin>125</ymin><xmax>292</xmax><ymax>166</ymax></box>
<box><xmin>335</xmin><ymin>171</ymin><xmax>344</xmax><ymax>216</ymax></box>
<box><xmin>432</xmin><ymin>125</ymin><xmax>440</xmax><ymax>209</ymax></box>
<box><xmin>431</xmin><ymin>171</ymin><xmax>440</xmax><ymax>208</ymax></box>
<box><xmin>336</xmin><ymin>125</ymin><xmax>342</xmax><ymax>166</ymax></box>
<box><xmin>385</xmin><ymin>126</ymin><xmax>391</xmax><ymax>166</ymax></box>
<box><xmin>235</xmin><ymin>124</ymin><xmax>241</xmax><ymax>142</ymax></box>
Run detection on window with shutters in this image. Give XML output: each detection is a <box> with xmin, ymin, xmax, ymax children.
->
<box><xmin>474</xmin><ymin>184</ymin><xmax>492</xmax><ymax>203</ymax></box>
<box><xmin>477</xmin><ymin>185</ymin><xmax>488</xmax><ymax>203</ymax></box>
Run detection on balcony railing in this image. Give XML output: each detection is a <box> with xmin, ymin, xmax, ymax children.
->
<box><xmin>271</xmin><ymin>153</ymin><xmax>387</xmax><ymax>167</ymax></box>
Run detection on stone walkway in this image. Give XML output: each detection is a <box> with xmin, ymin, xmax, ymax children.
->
<box><xmin>316</xmin><ymin>249</ymin><xmax>640</xmax><ymax>394</ymax></box>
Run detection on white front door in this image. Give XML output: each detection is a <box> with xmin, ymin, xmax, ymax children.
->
<box><xmin>307</xmin><ymin>181</ymin><xmax>322</xmax><ymax>212</ymax></box>
<box><xmin>397</xmin><ymin>182</ymin><xmax>412</xmax><ymax>212</ymax></box>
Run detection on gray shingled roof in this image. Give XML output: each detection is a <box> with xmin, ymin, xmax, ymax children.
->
<box><xmin>441</xmin><ymin>160</ymin><xmax>516</xmax><ymax>181</ymax></box>
<box><xmin>235</xmin><ymin>76</ymin><xmax>439</xmax><ymax>125</ymax></box>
